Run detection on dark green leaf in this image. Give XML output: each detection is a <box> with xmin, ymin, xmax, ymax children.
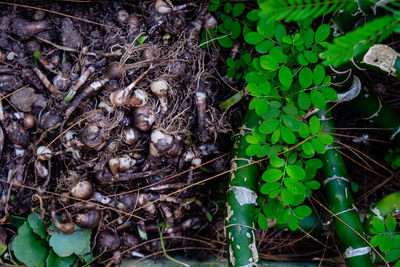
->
<box><xmin>303</xmin><ymin>28</ymin><xmax>314</xmax><ymax>48</ymax></box>
<box><xmin>232</xmin><ymin>3</ymin><xmax>245</xmax><ymax>17</ymax></box>
<box><xmin>299</xmin><ymin>122</ymin><xmax>310</xmax><ymax>138</ymax></box>
<box><xmin>255</xmin><ymin>97</ymin><xmax>269</xmax><ymax>116</ymax></box>
<box><xmin>244</xmin><ymin>32</ymin><xmax>264</xmax><ymax>45</ymax></box>
<box><xmin>269</xmin><ymin>101</ymin><xmax>282</xmax><ymax>109</ymax></box>
<box><xmin>46</xmin><ymin>249</ymin><xmax>76</xmax><ymax>267</ymax></box>
<box><xmin>11</xmin><ymin>222</ymin><xmax>48</xmax><ymax>267</ymax></box>
<box><xmin>298</xmin><ymin>92</ymin><xmax>311</xmax><ymax>110</ymax></box>
<box><xmin>313</xmin><ymin>65</ymin><xmax>325</xmax><ymax>86</ymax></box>
<box><xmin>230</xmin><ymin>21</ymin><xmax>241</xmax><ymax>39</ymax></box>
<box><xmin>299</xmin><ymin>67</ymin><xmax>313</xmax><ymax>88</ymax></box>
<box><xmin>279</xmin><ymin>66</ymin><xmax>293</xmax><ymax>88</ymax></box>
<box><xmin>380</xmin><ymin>234</ymin><xmax>394</xmax><ymax>253</ymax></box>
<box><xmin>257</xmin><ymin>144</ymin><xmax>270</xmax><ymax>158</ymax></box>
<box><xmin>283</xmin><ymin>104</ymin><xmax>297</xmax><ymax>116</ymax></box>
<box><xmin>274</xmin><ymin>24</ymin><xmax>286</xmax><ymax>44</ymax></box>
<box><xmin>282</xmin><ymin>115</ymin><xmax>301</xmax><ymax>131</ymax></box>
<box><xmin>28</xmin><ymin>213</ymin><xmax>47</xmax><ymax>239</ymax></box>
<box><xmin>260</xmin><ymin>81</ymin><xmax>271</xmax><ymax>95</ymax></box>
<box><xmin>223</xmin><ymin>2</ymin><xmax>232</xmax><ymax>13</ymax></box>
<box><xmin>373</xmin><ymin>218</ymin><xmax>386</xmax><ymax>233</ymax></box>
<box><xmin>305</xmin><ymin>158</ymin><xmax>323</xmax><ymax>169</ymax></box>
<box><xmin>288</xmin><ymin>215</ymin><xmax>299</xmax><ymax>231</ymax></box>
<box><xmin>315</xmin><ymin>24</ymin><xmax>330</xmax><ymax>44</ymax></box>
<box><xmin>286</xmin><ymin>165</ymin><xmax>306</xmax><ymax>180</ymax></box>
<box><xmin>310</xmin><ymin>89</ymin><xmax>326</xmax><ymax>109</ymax></box>
<box><xmin>259</xmin><ymin>119</ymin><xmax>280</xmax><ymax>134</ymax></box>
<box><xmin>257</xmin><ymin>18</ymin><xmax>275</xmax><ymax>38</ymax></box>
<box><xmin>370</xmin><ymin>234</ymin><xmax>384</xmax><ymax>247</ymax></box>
<box><xmin>304</xmin><ymin>50</ymin><xmax>318</xmax><ymax>63</ymax></box>
<box><xmin>217</xmin><ymin>36</ymin><xmax>234</xmax><ymax>48</ymax></box>
<box><xmin>262</xmin><ymin>168</ymin><xmax>284</xmax><ymax>182</ymax></box>
<box><xmin>247</xmin><ymin>9</ymin><xmax>260</xmax><ymax>21</ymax></box>
<box><xmin>271</xmin><ymin>128</ymin><xmax>280</xmax><ymax>144</ymax></box>
<box><xmin>297</xmin><ymin>53</ymin><xmax>308</xmax><ymax>66</ymax></box>
<box><xmin>270</xmin><ymin>47</ymin><xmax>287</xmax><ymax>63</ymax></box>
<box><xmin>385</xmin><ymin>248</ymin><xmax>400</xmax><ymax>262</ymax></box>
<box><xmin>281</xmin><ymin>126</ymin><xmax>296</xmax><ymax>144</ymax></box>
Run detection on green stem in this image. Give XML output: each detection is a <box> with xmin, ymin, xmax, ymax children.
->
<box><xmin>226</xmin><ymin>110</ymin><xmax>261</xmax><ymax>267</ymax></box>
<box><xmin>318</xmin><ymin>109</ymin><xmax>374</xmax><ymax>267</ymax></box>
<box><xmin>364</xmin><ymin>190</ymin><xmax>400</xmax><ymax>235</ymax></box>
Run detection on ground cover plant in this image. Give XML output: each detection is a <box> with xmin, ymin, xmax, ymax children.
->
<box><xmin>1</xmin><ymin>0</ymin><xmax>400</xmax><ymax>266</ymax></box>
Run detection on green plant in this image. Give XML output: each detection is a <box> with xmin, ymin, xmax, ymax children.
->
<box><xmin>10</xmin><ymin>213</ymin><xmax>92</xmax><ymax>267</ymax></box>
<box><xmin>385</xmin><ymin>148</ymin><xmax>400</xmax><ymax>170</ymax></box>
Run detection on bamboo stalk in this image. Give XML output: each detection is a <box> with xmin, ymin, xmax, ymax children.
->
<box><xmin>318</xmin><ymin>109</ymin><xmax>374</xmax><ymax>267</ymax></box>
<box><xmin>225</xmin><ymin>110</ymin><xmax>260</xmax><ymax>267</ymax></box>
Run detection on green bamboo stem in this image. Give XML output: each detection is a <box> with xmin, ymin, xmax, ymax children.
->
<box><xmin>318</xmin><ymin>109</ymin><xmax>374</xmax><ymax>267</ymax></box>
<box><xmin>226</xmin><ymin>109</ymin><xmax>261</xmax><ymax>267</ymax></box>
<box><xmin>346</xmin><ymin>76</ymin><xmax>400</xmax><ymax>143</ymax></box>
<box><xmin>364</xmin><ymin>190</ymin><xmax>400</xmax><ymax>235</ymax></box>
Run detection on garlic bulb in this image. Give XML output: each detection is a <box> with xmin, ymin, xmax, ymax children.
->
<box><xmin>150</xmin><ymin>79</ymin><xmax>168</xmax><ymax>114</ymax></box>
<box><xmin>133</xmin><ymin>105</ymin><xmax>155</xmax><ymax>131</ymax></box>
<box><xmin>36</xmin><ymin>146</ymin><xmax>51</xmax><ymax>161</ymax></box>
<box><xmin>118</xmin><ymin>154</ymin><xmax>136</xmax><ymax>172</ymax></box>
<box><xmin>127</xmin><ymin>89</ymin><xmax>148</xmax><ymax>107</ymax></box>
<box><xmin>149</xmin><ymin>129</ymin><xmax>174</xmax><ymax>157</ymax></box>
<box><xmin>71</xmin><ymin>180</ymin><xmax>93</xmax><ymax>200</ymax></box>
<box><xmin>155</xmin><ymin>0</ymin><xmax>172</xmax><ymax>14</ymax></box>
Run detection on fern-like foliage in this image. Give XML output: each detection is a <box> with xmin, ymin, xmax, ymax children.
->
<box><xmin>320</xmin><ymin>15</ymin><xmax>398</xmax><ymax>67</ymax></box>
<box><xmin>259</xmin><ymin>0</ymin><xmax>354</xmax><ymax>22</ymax></box>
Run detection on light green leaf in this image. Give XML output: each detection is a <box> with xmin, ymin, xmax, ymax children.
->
<box><xmin>246</xmin><ymin>144</ymin><xmax>261</xmax><ymax>156</ymax></box>
<box><xmin>373</xmin><ymin>217</ymin><xmax>385</xmax><ymax>233</ymax></box>
<box><xmin>297</xmin><ymin>53</ymin><xmax>308</xmax><ymax>66</ymax></box>
<box><xmin>281</xmin><ymin>126</ymin><xmax>296</xmax><ymax>144</ymax></box>
<box><xmin>246</xmin><ymin>135</ymin><xmax>259</xmax><ymax>145</ymax></box>
<box><xmin>271</xmin><ymin>128</ymin><xmax>281</xmax><ymax>144</ymax></box>
<box><xmin>370</xmin><ymin>234</ymin><xmax>384</xmax><ymax>247</ymax></box>
<box><xmin>320</xmin><ymin>86</ymin><xmax>338</xmax><ymax>101</ymax></box>
<box><xmin>310</xmin><ymin>89</ymin><xmax>326</xmax><ymax>109</ymax></box>
<box><xmin>288</xmin><ymin>215</ymin><xmax>299</xmax><ymax>231</ymax></box>
<box><xmin>28</xmin><ymin>213</ymin><xmax>47</xmax><ymax>239</ymax></box>
<box><xmin>286</xmin><ymin>165</ymin><xmax>306</xmax><ymax>180</ymax></box>
<box><xmin>303</xmin><ymin>50</ymin><xmax>318</xmax><ymax>63</ymax></box>
<box><xmin>299</xmin><ymin>67</ymin><xmax>313</xmax><ymax>88</ymax></box>
<box><xmin>49</xmin><ymin>226</ymin><xmax>91</xmax><ymax>257</ymax></box>
<box><xmin>311</xmin><ymin>137</ymin><xmax>325</xmax><ymax>154</ymax></box>
<box><xmin>262</xmin><ymin>168</ymin><xmax>284</xmax><ymax>182</ymax></box>
<box><xmin>299</xmin><ymin>122</ymin><xmax>310</xmax><ymax>138</ymax></box>
<box><xmin>315</xmin><ymin>24</ymin><xmax>330</xmax><ymax>44</ymax></box>
<box><xmin>255</xmin><ymin>40</ymin><xmax>275</xmax><ymax>54</ymax></box>
<box><xmin>270</xmin><ymin>155</ymin><xmax>285</xmax><ymax>168</ymax></box>
<box><xmin>385</xmin><ymin>248</ymin><xmax>400</xmax><ymax>262</ymax></box>
<box><xmin>294</xmin><ymin>205</ymin><xmax>312</xmax><ymax>218</ymax></box>
<box><xmin>279</xmin><ymin>66</ymin><xmax>293</xmax><ymax>88</ymax></box>
<box><xmin>309</xmin><ymin>116</ymin><xmax>320</xmax><ymax>135</ymax></box>
<box><xmin>260</xmin><ymin>182</ymin><xmax>281</xmax><ymax>195</ymax></box>
<box><xmin>317</xmin><ymin>133</ymin><xmax>333</xmax><ymax>145</ymax></box>
<box><xmin>258</xmin><ymin>213</ymin><xmax>268</xmax><ymax>230</ymax></box>
<box><xmin>284</xmin><ymin>178</ymin><xmax>305</xmax><ymax>195</ymax></box>
<box><xmin>255</xmin><ymin>97</ymin><xmax>269</xmax><ymax>116</ymax></box>
<box><xmin>386</xmin><ymin>215</ymin><xmax>397</xmax><ymax>233</ymax></box>
<box><xmin>11</xmin><ymin>222</ymin><xmax>48</xmax><ymax>267</ymax></box>
<box><xmin>306</xmin><ymin>180</ymin><xmax>321</xmax><ymax>190</ymax></box>
<box><xmin>260</xmin><ymin>55</ymin><xmax>279</xmax><ymax>70</ymax></box>
<box><xmin>302</xmin><ymin>141</ymin><xmax>314</xmax><ymax>155</ymax></box>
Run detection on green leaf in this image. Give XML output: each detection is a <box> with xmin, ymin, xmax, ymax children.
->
<box><xmin>385</xmin><ymin>248</ymin><xmax>400</xmax><ymax>262</ymax></box>
<box><xmin>299</xmin><ymin>122</ymin><xmax>310</xmax><ymax>138</ymax></box>
<box><xmin>297</xmin><ymin>53</ymin><xmax>308</xmax><ymax>66</ymax></box>
<box><xmin>305</xmin><ymin>158</ymin><xmax>323</xmax><ymax>169</ymax></box>
<box><xmin>309</xmin><ymin>116</ymin><xmax>320</xmax><ymax>135</ymax></box>
<box><xmin>315</xmin><ymin>24</ymin><xmax>330</xmax><ymax>44</ymax></box>
<box><xmin>299</xmin><ymin>67</ymin><xmax>313</xmax><ymax>88</ymax></box>
<box><xmin>260</xmin><ymin>55</ymin><xmax>279</xmax><ymax>70</ymax></box>
<box><xmin>255</xmin><ymin>40</ymin><xmax>275</xmax><ymax>54</ymax></box>
<box><xmin>46</xmin><ymin>249</ymin><xmax>75</xmax><ymax>267</ymax></box>
<box><xmin>244</xmin><ymin>32</ymin><xmax>264</xmax><ymax>45</ymax></box>
<box><xmin>257</xmin><ymin>144</ymin><xmax>270</xmax><ymax>158</ymax></box>
<box><xmin>313</xmin><ymin>65</ymin><xmax>325</xmax><ymax>86</ymax></box>
<box><xmin>380</xmin><ymin>234</ymin><xmax>394</xmax><ymax>253</ymax></box>
<box><xmin>310</xmin><ymin>89</ymin><xmax>326</xmax><ymax>109</ymax></box>
<box><xmin>49</xmin><ymin>226</ymin><xmax>91</xmax><ymax>257</ymax></box>
<box><xmin>217</xmin><ymin>36</ymin><xmax>234</xmax><ymax>48</ymax></box>
<box><xmin>283</xmin><ymin>104</ymin><xmax>298</xmax><ymax>116</ymax></box>
<box><xmin>259</xmin><ymin>119</ymin><xmax>280</xmax><ymax>134</ymax></box>
<box><xmin>386</xmin><ymin>215</ymin><xmax>397</xmax><ymax>233</ymax></box>
<box><xmin>262</xmin><ymin>168</ymin><xmax>284</xmax><ymax>182</ymax></box>
<box><xmin>288</xmin><ymin>215</ymin><xmax>299</xmax><ymax>231</ymax></box>
<box><xmin>282</xmin><ymin>115</ymin><xmax>301</xmax><ymax>131</ymax></box>
<box><xmin>320</xmin><ymin>86</ymin><xmax>337</xmax><ymax>101</ymax></box>
<box><xmin>230</xmin><ymin>21</ymin><xmax>241</xmax><ymax>39</ymax></box>
<box><xmin>257</xmin><ymin>18</ymin><xmax>275</xmax><ymax>38</ymax></box>
<box><xmin>270</xmin><ymin>155</ymin><xmax>285</xmax><ymax>168</ymax></box>
<box><xmin>279</xmin><ymin>66</ymin><xmax>293</xmax><ymax>88</ymax></box>
<box><xmin>286</xmin><ymin>165</ymin><xmax>306</xmax><ymax>180</ymax></box>
<box><xmin>298</xmin><ymin>92</ymin><xmax>311</xmax><ymax>110</ymax></box>
<box><xmin>317</xmin><ymin>133</ymin><xmax>333</xmax><ymax>145</ymax></box>
<box><xmin>294</xmin><ymin>205</ymin><xmax>312</xmax><ymax>218</ymax></box>
<box><xmin>255</xmin><ymin>97</ymin><xmax>269</xmax><ymax>116</ymax></box>
<box><xmin>302</xmin><ymin>141</ymin><xmax>314</xmax><ymax>155</ymax></box>
<box><xmin>303</xmin><ymin>28</ymin><xmax>314</xmax><ymax>48</ymax></box>
<box><xmin>271</xmin><ymin>128</ymin><xmax>281</xmax><ymax>144</ymax></box>
<box><xmin>274</xmin><ymin>24</ymin><xmax>286</xmax><ymax>43</ymax></box>
<box><xmin>260</xmin><ymin>182</ymin><xmax>281</xmax><ymax>195</ymax></box>
<box><xmin>11</xmin><ymin>222</ymin><xmax>48</xmax><ymax>267</ymax></box>
<box><xmin>258</xmin><ymin>213</ymin><xmax>269</xmax><ymax>230</ymax></box>
<box><xmin>373</xmin><ymin>218</ymin><xmax>385</xmax><ymax>233</ymax></box>
<box><xmin>270</xmin><ymin>47</ymin><xmax>288</xmax><ymax>63</ymax></box>
<box><xmin>306</xmin><ymin>180</ymin><xmax>320</xmax><ymax>190</ymax></box>
<box><xmin>232</xmin><ymin>3</ymin><xmax>245</xmax><ymax>17</ymax></box>
<box><xmin>247</xmin><ymin>9</ymin><xmax>260</xmax><ymax>22</ymax></box>
<box><xmin>303</xmin><ymin>50</ymin><xmax>318</xmax><ymax>64</ymax></box>
<box><xmin>311</xmin><ymin>137</ymin><xmax>325</xmax><ymax>154</ymax></box>
<box><xmin>370</xmin><ymin>234</ymin><xmax>384</xmax><ymax>247</ymax></box>
<box><xmin>28</xmin><ymin>213</ymin><xmax>47</xmax><ymax>239</ymax></box>
<box><xmin>246</xmin><ymin>144</ymin><xmax>261</xmax><ymax>157</ymax></box>
<box><xmin>223</xmin><ymin>2</ymin><xmax>232</xmax><ymax>13</ymax></box>
<box><xmin>246</xmin><ymin>135</ymin><xmax>259</xmax><ymax>145</ymax></box>
<box><xmin>281</xmin><ymin>126</ymin><xmax>296</xmax><ymax>144</ymax></box>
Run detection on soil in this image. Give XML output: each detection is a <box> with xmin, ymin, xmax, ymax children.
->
<box><xmin>0</xmin><ymin>1</ymin><xmax>399</xmax><ymax>266</ymax></box>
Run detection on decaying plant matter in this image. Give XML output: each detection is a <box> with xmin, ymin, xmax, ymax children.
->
<box><xmin>0</xmin><ymin>0</ymin><xmax>232</xmax><ymax>265</ymax></box>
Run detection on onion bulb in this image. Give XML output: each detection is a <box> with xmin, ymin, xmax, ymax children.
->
<box><xmin>35</xmin><ymin>160</ymin><xmax>49</xmax><ymax>178</ymax></box>
<box><xmin>73</xmin><ymin>210</ymin><xmax>100</xmax><ymax>229</ymax></box>
<box><xmin>70</xmin><ymin>180</ymin><xmax>93</xmax><ymax>200</ymax></box>
<box><xmin>132</xmin><ymin>105</ymin><xmax>155</xmax><ymax>131</ymax></box>
<box><xmin>36</xmin><ymin>146</ymin><xmax>51</xmax><ymax>161</ymax></box>
<box><xmin>127</xmin><ymin>89</ymin><xmax>148</xmax><ymax>108</ymax></box>
<box><xmin>150</xmin><ymin>79</ymin><xmax>168</xmax><ymax>114</ymax></box>
<box><xmin>122</xmin><ymin>127</ymin><xmax>141</xmax><ymax>145</ymax></box>
<box><xmin>155</xmin><ymin>0</ymin><xmax>172</xmax><ymax>14</ymax></box>
<box><xmin>97</xmin><ymin>230</ymin><xmax>121</xmax><ymax>252</ymax></box>
<box><xmin>23</xmin><ymin>113</ymin><xmax>36</xmax><ymax>129</ymax></box>
<box><xmin>149</xmin><ymin>129</ymin><xmax>174</xmax><ymax>157</ymax></box>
